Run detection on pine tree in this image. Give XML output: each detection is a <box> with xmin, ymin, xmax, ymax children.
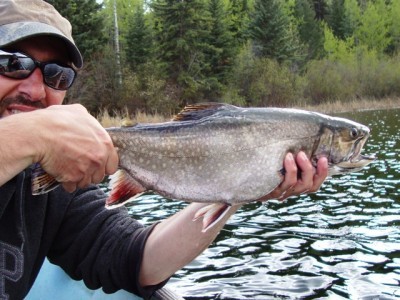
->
<box><xmin>294</xmin><ymin>0</ymin><xmax>325</xmax><ymax>60</ymax></box>
<box><xmin>328</xmin><ymin>0</ymin><xmax>347</xmax><ymax>39</ymax></box>
<box><xmin>313</xmin><ymin>0</ymin><xmax>328</xmax><ymax>21</ymax></box>
<box><xmin>328</xmin><ymin>0</ymin><xmax>361</xmax><ymax>41</ymax></box>
<box><xmin>205</xmin><ymin>0</ymin><xmax>234</xmax><ymax>91</ymax></box>
<box><xmin>227</xmin><ymin>0</ymin><xmax>250</xmax><ymax>48</ymax></box>
<box><xmin>46</xmin><ymin>0</ymin><xmax>106</xmax><ymax>59</ymax></box>
<box><xmin>247</xmin><ymin>0</ymin><xmax>296</xmax><ymax>62</ymax></box>
<box><xmin>125</xmin><ymin>4</ymin><xmax>152</xmax><ymax>71</ymax></box>
<box><xmin>151</xmin><ymin>0</ymin><xmax>211</xmax><ymax>101</ymax></box>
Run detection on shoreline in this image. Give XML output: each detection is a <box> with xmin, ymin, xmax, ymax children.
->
<box><xmin>99</xmin><ymin>98</ymin><xmax>400</xmax><ymax>126</ymax></box>
<box><xmin>294</xmin><ymin>97</ymin><xmax>400</xmax><ymax>114</ymax></box>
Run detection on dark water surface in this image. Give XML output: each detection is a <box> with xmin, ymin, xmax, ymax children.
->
<box><xmin>127</xmin><ymin>109</ymin><xmax>400</xmax><ymax>299</ymax></box>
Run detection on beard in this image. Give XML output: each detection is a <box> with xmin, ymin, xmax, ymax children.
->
<box><xmin>0</xmin><ymin>95</ymin><xmax>45</xmax><ymax>117</ymax></box>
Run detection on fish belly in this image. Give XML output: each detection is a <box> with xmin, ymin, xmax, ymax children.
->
<box><xmin>117</xmin><ymin>127</ymin><xmax>303</xmax><ymax>204</ymax></box>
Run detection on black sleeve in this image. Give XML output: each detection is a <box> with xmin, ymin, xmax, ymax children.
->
<box><xmin>46</xmin><ymin>185</ymin><xmax>167</xmax><ymax>299</ymax></box>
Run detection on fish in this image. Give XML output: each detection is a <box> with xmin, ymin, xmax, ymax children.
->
<box><xmin>32</xmin><ymin>103</ymin><xmax>375</xmax><ymax>231</ymax></box>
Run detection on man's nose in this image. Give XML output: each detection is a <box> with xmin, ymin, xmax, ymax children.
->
<box><xmin>17</xmin><ymin>68</ymin><xmax>46</xmax><ymax>101</ymax></box>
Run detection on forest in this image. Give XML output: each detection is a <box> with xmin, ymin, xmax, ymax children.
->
<box><xmin>46</xmin><ymin>0</ymin><xmax>400</xmax><ymax>115</ymax></box>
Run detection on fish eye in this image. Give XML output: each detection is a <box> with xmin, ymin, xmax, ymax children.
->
<box><xmin>350</xmin><ymin>127</ymin><xmax>359</xmax><ymax>138</ymax></box>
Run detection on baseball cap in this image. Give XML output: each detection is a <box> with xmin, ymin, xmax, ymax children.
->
<box><xmin>0</xmin><ymin>0</ymin><xmax>83</xmax><ymax>68</ymax></box>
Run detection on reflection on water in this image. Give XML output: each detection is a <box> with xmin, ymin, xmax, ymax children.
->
<box><xmin>127</xmin><ymin>109</ymin><xmax>400</xmax><ymax>299</ymax></box>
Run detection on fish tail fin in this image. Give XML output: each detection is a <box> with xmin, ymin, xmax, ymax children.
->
<box><xmin>193</xmin><ymin>203</ymin><xmax>232</xmax><ymax>232</ymax></box>
<box><xmin>31</xmin><ymin>163</ymin><xmax>59</xmax><ymax>195</ymax></box>
<box><xmin>106</xmin><ymin>169</ymin><xmax>147</xmax><ymax>208</ymax></box>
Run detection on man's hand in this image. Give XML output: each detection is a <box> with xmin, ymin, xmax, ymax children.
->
<box><xmin>262</xmin><ymin>151</ymin><xmax>328</xmax><ymax>201</ymax></box>
<box><xmin>32</xmin><ymin>104</ymin><xmax>119</xmax><ymax>192</ymax></box>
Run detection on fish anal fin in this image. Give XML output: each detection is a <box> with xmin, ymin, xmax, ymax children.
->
<box><xmin>31</xmin><ymin>163</ymin><xmax>59</xmax><ymax>195</ymax></box>
<box><xmin>172</xmin><ymin>102</ymin><xmax>235</xmax><ymax>122</ymax></box>
<box><xmin>193</xmin><ymin>203</ymin><xmax>232</xmax><ymax>232</ymax></box>
<box><xmin>106</xmin><ymin>170</ymin><xmax>147</xmax><ymax>208</ymax></box>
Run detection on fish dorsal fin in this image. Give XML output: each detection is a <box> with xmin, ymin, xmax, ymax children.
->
<box><xmin>172</xmin><ymin>102</ymin><xmax>235</xmax><ymax>121</ymax></box>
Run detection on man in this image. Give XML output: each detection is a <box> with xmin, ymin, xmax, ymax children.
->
<box><xmin>0</xmin><ymin>0</ymin><xmax>328</xmax><ymax>299</ymax></box>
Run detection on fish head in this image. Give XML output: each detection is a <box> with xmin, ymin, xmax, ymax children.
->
<box><xmin>313</xmin><ymin>116</ymin><xmax>376</xmax><ymax>176</ymax></box>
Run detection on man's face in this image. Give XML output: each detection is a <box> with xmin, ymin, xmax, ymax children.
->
<box><xmin>0</xmin><ymin>36</ymin><xmax>70</xmax><ymax>117</ymax></box>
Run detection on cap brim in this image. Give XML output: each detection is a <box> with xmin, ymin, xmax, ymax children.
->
<box><xmin>0</xmin><ymin>21</ymin><xmax>83</xmax><ymax>68</ymax></box>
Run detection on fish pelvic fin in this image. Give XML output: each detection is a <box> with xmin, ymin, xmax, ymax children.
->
<box><xmin>193</xmin><ymin>203</ymin><xmax>232</xmax><ymax>232</ymax></box>
<box><xmin>172</xmin><ymin>102</ymin><xmax>236</xmax><ymax>122</ymax></box>
<box><xmin>106</xmin><ymin>169</ymin><xmax>147</xmax><ymax>208</ymax></box>
<box><xmin>31</xmin><ymin>163</ymin><xmax>59</xmax><ymax>195</ymax></box>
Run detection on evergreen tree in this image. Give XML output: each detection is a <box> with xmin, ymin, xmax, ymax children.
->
<box><xmin>328</xmin><ymin>0</ymin><xmax>347</xmax><ymax>39</ymax></box>
<box><xmin>227</xmin><ymin>0</ymin><xmax>250</xmax><ymax>48</ymax></box>
<box><xmin>205</xmin><ymin>0</ymin><xmax>234</xmax><ymax>92</ymax></box>
<box><xmin>313</xmin><ymin>0</ymin><xmax>328</xmax><ymax>20</ymax></box>
<box><xmin>294</xmin><ymin>0</ymin><xmax>325</xmax><ymax>60</ymax></box>
<box><xmin>125</xmin><ymin>3</ymin><xmax>153</xmax><ymax>71</ymax></box>
<box><xmin>46</xmin><ymin>0</ymin><xmax>106</xmax><ymax>59</ymax></box>
<box><xmin>151</xmin><ymin>0</ymin><xmax>211</xmax><ymax>101</ymax></box>
<box><xmin>247</xmin><ymin>0</ymin><xmax>296</xmax><ymax>62</ymax></box>
<box><xmin>328</xmin><ymin>0</ymin><xmax>360</xmax><ymax>40</ymax></box>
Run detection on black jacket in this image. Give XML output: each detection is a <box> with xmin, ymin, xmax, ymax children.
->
<box><xmin>0</xmin><ymin>167</ymin><xmax>163</xmax><ymax>299</ymax></box>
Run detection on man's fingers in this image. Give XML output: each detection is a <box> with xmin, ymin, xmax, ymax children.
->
<box><xmin>310</xmin><ymin>156</ymin><xmax>328</xmax><ymax>192</ymax></box>
<box><xmin>106</xmin><ymin>147</ymin><xmax>119</xmax><ymax>175</ymax></box>
<box><xmin>292</xmin><ymin>152</ymin><xmax>315</xmax><ymax>194</ymax></box>
<box><xmin>280</xmin><ymin>153</ymin><xmax>297</xmax><ymax>190</ymax></box>
<box><xmin>62</xmin><ymin>182</ymin><xmax>77</xmax><ymax>193</ymax></box>
<box><xmin>277</xmin><ymin>152</ymin><xmax>327</xmax><ymax>200</ymax></box>
<box><xmin>92</xmin><ymin>171</ymin><xmax>106</xmax><ymax>185</ymax></box>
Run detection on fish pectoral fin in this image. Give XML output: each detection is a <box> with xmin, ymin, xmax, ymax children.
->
<box><xmin>106</xmin><ymin>169</ymin><xmax>147</xmax><ymax>208</ymax></box>
<box><xmin>193</xmin><ymin>203</ymin><xmax>232</xmax><ymax>232</ymax></box>
<box><xmin>31</xmin><ymin>163</ymin><xmax>59</xmax><ymax>195</ymax></box>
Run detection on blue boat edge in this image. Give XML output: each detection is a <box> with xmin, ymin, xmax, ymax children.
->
<box><xmin>26</xmin><ymin>258</ymin><xmax>165</xmax><ymax>300</ymax></box>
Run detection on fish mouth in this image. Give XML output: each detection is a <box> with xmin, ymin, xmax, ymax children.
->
<box><xmin>331</xmin><ymin>135</ymin><xmax>376</xmax><ymax>174</ymax></box>
<box><xmin>334</xmin><ymin>154</ymin><xmax>376</xmax><ymax>172</ymax></box>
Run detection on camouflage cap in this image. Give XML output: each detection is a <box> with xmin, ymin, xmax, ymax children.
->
<box><xmin>0</xmin><ymin>0</ymin><xmax>83</xmax><ymax>68</ymax></box>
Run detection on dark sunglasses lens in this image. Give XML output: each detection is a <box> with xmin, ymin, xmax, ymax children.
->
<box><xmin>0</xmin><ymin>54</ymin><xmax>35</xmax><ymax>79</ymax></box>
<box><xmin>42</xmin><ymin>64</ymin><xmax>75</xmax><ymax>90</ymax></box>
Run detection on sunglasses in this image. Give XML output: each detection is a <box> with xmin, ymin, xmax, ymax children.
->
<box><xmin>0</xmin><ymin>50</ymin><xmax>77</xmax><ymax>90</ymax></box>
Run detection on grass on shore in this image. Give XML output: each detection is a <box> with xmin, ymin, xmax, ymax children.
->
<box><xmin>296</xmin><ymin>97</ymin><xmax>400</xmax><ymax>114</ymax></box>
<box><xmin>98</xmin><ymin>108</ymin><xmax>169</xmax><ymax>128</ymax></box>
<box><xmin>98</xmin><ymin>97</ymin><xmax>400</xmax><ymax>127</ymax></box>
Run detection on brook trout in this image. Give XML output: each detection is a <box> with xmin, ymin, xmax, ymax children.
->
<box><xmin>32</xmin><ymin>103</ymin><xmax>375</xmax><ymax>231</ymax></box>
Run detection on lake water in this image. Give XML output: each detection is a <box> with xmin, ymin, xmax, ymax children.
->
<box><xmin>127</xmin><ymin>108</ymin><xmax>400</xmax><ymax>299</ymax></box>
